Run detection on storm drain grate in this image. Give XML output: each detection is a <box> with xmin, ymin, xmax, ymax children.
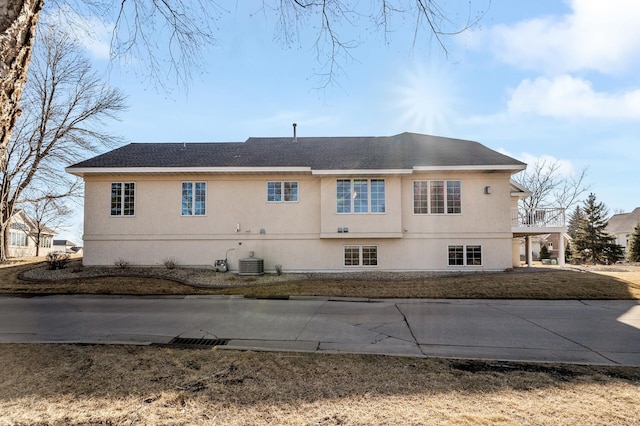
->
<box><xmin>168</xmin><ymin>337</ymin><xmax>229</xmax><ymax>348</ymax></box>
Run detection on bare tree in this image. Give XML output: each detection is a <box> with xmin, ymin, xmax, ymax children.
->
<box><xmin>0</xmin><ymin>27</ymin><xmax>126</xmax><ymax>261</ymax></box>
<box><xmin>513</xmin><ymin>157</ymin><xmax>591</xmax><ymax>214</ymax></box>
<box><xmin>20</xmin><ymin>196</ymin><xmax>71</xmax><ymax>256</ymax></box>
<box><xmin>0</xmin><ymin>0</ymin><xmax>43</xmax><ymax>170</ymax></box>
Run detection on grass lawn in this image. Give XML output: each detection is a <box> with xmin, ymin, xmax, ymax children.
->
<box><xmin>1</xmin><ymin>258</ymin><xmax>640</xmax><ymax>424</ymax></box>
<box><xmin>1</xmin><ymin>344</ymin><xmax>639</xmax><ymax>425</ymax></box>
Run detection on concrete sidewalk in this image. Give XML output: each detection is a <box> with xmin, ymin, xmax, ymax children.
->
<box><xmin>1</xmin><ymin>295</ymin><xmax>639</xmax><ymax>366</ymax></box>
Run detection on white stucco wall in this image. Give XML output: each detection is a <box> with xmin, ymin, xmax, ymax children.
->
<box><xmin>81</xmin><ymin>171</ymin><xmax>516</xmax><ymax>271</ymax></box>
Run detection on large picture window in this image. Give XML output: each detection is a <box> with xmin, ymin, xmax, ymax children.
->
<box><xmin>268</xmin><ymin>181</ymin><xmax>298</xmax><ymax>202</ymax></box>
<box><xmin>182</xmin><ymin>182</ymin><xmax>206</xmax><ymax>216</ymax></box>
<box><xmin>413</xmin><ymin>180</ymin><xmax>461</xmax><ymax>215</ymax></box>
<box><xmin>9</xmin><ymin>232</ymin><xmax>28</xmax><ymax>247</ymax></box>
<box><xmin>344</xmin><ymin>245</ymin><xmax>378</xmax><ymax>267</ymax></box>
<box><xmin>111</xmin><ymin>182</ymin><xmax>135</xmax><ymax>216</ymax></box>
<box><xmin>448</xmin><ymin>245</ymin><xmax>482</xmax><ymax>266</ymax></box>
<box><xmin>337</xmin><ymin>179</ymin><xmax>385</xmax><ymax>214</ymax></box>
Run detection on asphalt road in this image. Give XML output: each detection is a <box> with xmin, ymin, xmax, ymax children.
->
<box><xmin>1</xmin><ymin>295</ymin><xmax>639</xmax><ymax>366</ymax></box>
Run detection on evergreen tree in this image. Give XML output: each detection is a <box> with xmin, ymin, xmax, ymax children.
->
<box><xmin>567</xmin><ymin>205</ymin><xmax>584</xmax><ymax>240</ymax></box>
<box><xmin>573</xmin><ymin>193</ymin><xmax>622</xmax><ymax>264</ymax></box>
<box><xmin>628</xmin><ymin>222</ymin><xmax>640</xmax><ymax>263</ymax></box>
<box><xmin>539</xmin><ymin>244</ymin><xmax>550</xmax><ymax>259</ymax></box>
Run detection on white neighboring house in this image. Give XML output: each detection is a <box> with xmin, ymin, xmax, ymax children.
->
<box><xmin>7</xmin><ymin>210</ymin><xmax>57</xmax><ymax>258</ymax></box>
<box><xmin>53</xmin><ymin>239</ymin><xmax>79</xmax><ymax>254</ymax></box>
<box><xmin>66</xmin><ymin>132</ymin><xmax>567</xmax><ymax>272</ymax></box>
<box><xmin>607</xmin><ymin>207</ymin><xmax>640</xmax><ymax>252</ymax></box>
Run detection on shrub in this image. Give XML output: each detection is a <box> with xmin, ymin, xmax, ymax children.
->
<box><xmin>113</xmin><ymin>258</ymin><xmax>130</xmax><ymax>269</ymax></box>
<box><xmin>163</xmin><ymin>257</ymin><xmax>177</xmax><ymax>269</ymax></box>
<box><xmin>46</xmin><ymin>252</ymin><xmax>70</xmax><ymax>270</ymax></box>
<box><xmin>539</xmin><ymin>245</ymin><xmax>550</xmax><ymax>260</ymax></box>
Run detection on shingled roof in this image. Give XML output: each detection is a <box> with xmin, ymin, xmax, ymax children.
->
<box><xmin>607</xmin><ymin>207</ymin><xmax>640</xmax><ymax>234</ymax></box>
<box><xmin>67</xmin><ymin>132</ymin><xmax>525</xmax><ymax>173</ymax></box>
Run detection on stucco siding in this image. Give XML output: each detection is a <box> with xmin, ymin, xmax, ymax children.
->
<box><xmin>82</xmin><ymin>236</ymin><xmax>513</xmax><ymax>271</ymax></box>
<box><xmin>82</xmin><ymin>170</ymin><xmax>515</xmax><ymax>271</ymax></box>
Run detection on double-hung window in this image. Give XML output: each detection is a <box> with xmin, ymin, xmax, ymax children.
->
<box><xmin>336</xmin><ymin>179</ymin><xmax>385</xmax><ymax>214</ymax></box>
<box><xmin>182</xmin><ymin>182</ymin><xmax>206</xmax><ymax>216</ymax></box>
<box><xmin>111</xmin><ymin>182</ymin><xmax>135</xmax><ymax>216</ymax></box>
<box><xmin>344</xmin><ymin>245</ymin><xmax>378</xmax><ymax>267</ymax></box>
<box><xmin>267</xmin><ymin>181</ymin><xmax>298</xmax><ymax>202</ymax></box>
<box><xmin>413</xmin><ymin>180</ymin><xmax>461</xmax><ymax>214</ymax></box>
<box><xmin>448</xmin><ymin>245</ymin><xmax>482</xmax><ymax>266</ymax></box>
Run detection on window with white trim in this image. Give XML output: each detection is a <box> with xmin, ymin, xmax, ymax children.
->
<box><xmin>9</xmin><ymin>232</ymin><xmax>28</xmax><ymax>247</ymax></box>
<box><xmin>182</xmin><ymin>182</ymin><xmax>206</xmax><ymax>216</ymax></box>
<box><xmin>414</xmin><ymin>180</ymin><xmax>461</xmax><ymax>214</ymax></box>
<box><xmin>336</xmin><ymin>179</ymin><xmax>385</xmax><ymax>214</ymax></box>
<box><xmin>39</xmin><ymin>236</ymin><xmax>52</xmax><ymax>248</ymax></box>
<box><xmin>111</xmin><ymin>182</ymin><xmax>135</xmax><ymax>216</ymax></box>
<box><xmin>267</xmin><ymin>181</ymin><xmax>298</xmax><ymax>202</ymax></box>
<box><xmin>344</xmin><ymin>245</ymin><xmax>378</xmax><ymax>267</ymax></box>
<box><xmin>448</xmin><ymin>245</ymin><xmax>482</xmax><ymax>266</ymax></box>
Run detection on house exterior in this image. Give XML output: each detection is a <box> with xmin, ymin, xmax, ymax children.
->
<box><xmin>53</xmin><ymin>239</ymin><xmax>81</xmax><ymax>254</ymax></box>
<box><xmin>7</xmin><ymin>209</ymin><xmax>57</xmax><ymax>258</ymax></box>
<box><xmin>66</xmin><ymin>132</ymin><xmax>565</xmax><ymax>272</ymax></box>
<box><xmin>607</xmin><ymin>207</ymin><xmax>640</xmax><ymax>252</ymax></box>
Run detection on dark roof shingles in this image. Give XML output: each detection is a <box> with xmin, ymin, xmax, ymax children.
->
<box><xmin>68</xmin><ymin>132</ymin><xmax>524</xmax><ymax>170</ymax></box>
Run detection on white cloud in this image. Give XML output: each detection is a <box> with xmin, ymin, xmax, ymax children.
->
<box><xmin>486</xmin><ymin>0</ymin><xmax>640</xmax><ymax>74</ymax></box>
<box><xmin>44</xmin><ymin>6</ymin><xmax>112</xmax><ymax>60</ymax></box>
<box><xmin>517</xmin><ymin>152</ymin><xmax>576</xmax><ymax>177</ymax></box>
<box><xmin>508</xmin><ymin>75</ymin><xmax>640</xmax><ymax>120</ymax></box>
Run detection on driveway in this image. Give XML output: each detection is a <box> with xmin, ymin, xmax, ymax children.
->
<box><xmin>1</xmin><ymin>295</ymin><xmax>639</xmax><ymax>366</ymax></box>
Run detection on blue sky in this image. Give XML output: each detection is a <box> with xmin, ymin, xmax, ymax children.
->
<box><xmin>49</xmin><ymin>1</ymin><xmax>640</xmax><ymax>240</ymax></box>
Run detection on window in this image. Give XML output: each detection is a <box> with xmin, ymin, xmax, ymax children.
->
<box><xmin>39</xmin><ymin>236</ymin><xmax>52</xmax><ymax>248</ymax></box>
<box><xmin>413</xmin><ymin>180</ymin><xmax>461</xmax><ymax>214</ymax></box>
<box><xmin>344</xmin><ymin>245</ymin><xmax>378</xmax><ymax>267</ymax></box>
<box><xmin>267</xmin><ymin>181</ymin><xmax>298</xmax><ymax>202</ymax></box>
<box><xmin>448</xmin><ymin>245</ymin><xmax>464</xmax><ymax>266</ymax></box>
<box><xmin>182</xmin><ymin>182</ymin><xmax>206</xmax><ymax>216</ymax></box>
<box><xmin>336</xmin><ymin>179</ymin><xmax>385</xmax><ymax>214</ymax></box>
<box><xmin>466</xmin><ymin>245</ymin><xmax>482</xmax><ymax>266</ymax></box>
<box><xmin>9</xmin><ymin>232</ymin><xmax>28</xmax><ymax>247</ymax></box>
<box><xmin>111</xmin><ymin>182</ymin><xmax>135</xmax><ymax>216</ymax></box>
<box><xmin>448</xmin><ymin>245</ymin><xmax>482</xmax><ymax>266</ymax></box>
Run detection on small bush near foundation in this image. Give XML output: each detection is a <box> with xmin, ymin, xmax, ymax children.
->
<box><xmin>163</xmin><ymin>257</ymin><xmax>177</xmax><ymax>269</ymax></box>
<box><xmin>46</xmin><ymin>252</ymin><xmax>70</xmax><ymax>270</ymax></box>
<box><xmin>113</xmin><ymin>258</ymin><xmax>130</xmax><ymax>269</ymax></box>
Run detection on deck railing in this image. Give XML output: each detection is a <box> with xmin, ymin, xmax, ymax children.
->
<box><xmin>511</xmin><ymin>207</ymin><xmax>566</xmax><ymax>228</ymax></box>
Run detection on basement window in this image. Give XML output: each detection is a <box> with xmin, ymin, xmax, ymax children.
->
<box><xmin>344</xmin><ymin>245</ymin><xmax>378</xmax><ymax>267</ymax></box>
<box><xmin>448</xmin><ymin>245</ymin><xmax>482</xmax><ymax>266</ymax></box>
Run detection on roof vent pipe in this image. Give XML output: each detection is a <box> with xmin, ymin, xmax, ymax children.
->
<box><xmin>293</xmin><ymin>123</ymin><xmax>297</xmax><ymax>143</ymax></box>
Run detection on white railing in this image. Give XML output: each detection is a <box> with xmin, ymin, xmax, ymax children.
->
<box><xmin>511</xmin><ymin>207</ymin><xmax>565</xmax><ymax>228</ymax></box>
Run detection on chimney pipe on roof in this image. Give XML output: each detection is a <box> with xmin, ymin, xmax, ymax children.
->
<box><xmin>293</xmin><ymin>123</ymin><xmax>297</xmax><ymax>143</ymax></box>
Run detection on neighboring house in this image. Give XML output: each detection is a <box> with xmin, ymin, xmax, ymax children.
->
<box><xmin>607</xmin><ymin>207</ymin><xmax>640</xmax><ymax>252</ymax></box>
<box><xmin>66</xmin><ymin>132</ymin><xmax>566</xmax><ymax>272</ymax></box>
<box><xmin>7</xmin><ymin>209</ymin><xmax>57</xmax><ymax>258</ymax></box>
<box><xmin>53</xmin><ymin>239</ymin><xmax>80</xmax><ymax>254</ymax></box>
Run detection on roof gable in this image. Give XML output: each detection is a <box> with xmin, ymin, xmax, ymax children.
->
<box><xmin>67</xmin><ymin>132</ymin><xmax>526</xmax><ymax>174</ymax></box>
<box><xmin>607</xmin><ymin>207</ymin><xmax>640</xmax><ymax>233</ymax></box>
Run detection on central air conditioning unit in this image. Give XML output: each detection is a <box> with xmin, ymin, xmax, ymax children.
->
<box><xmin>239</xmin><ymin>253</ymin><xmax>264</xmax><ymax>276</ymax></box>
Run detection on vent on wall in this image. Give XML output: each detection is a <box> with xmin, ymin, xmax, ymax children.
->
<box><xmin>239</xmin><ymin>256</ymin><xmax>264</xmax><ymax>276</ymax></box>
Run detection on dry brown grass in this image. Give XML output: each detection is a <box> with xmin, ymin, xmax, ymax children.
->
<box><xmin>0</xmin><ymin>344</ymin><xmax>638</xmax><ymax>425</ymax></box>
<box><xmin>3</xmin><ymin>257</ymin><xmax>640</xmax><ymax>299</ymax></box>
